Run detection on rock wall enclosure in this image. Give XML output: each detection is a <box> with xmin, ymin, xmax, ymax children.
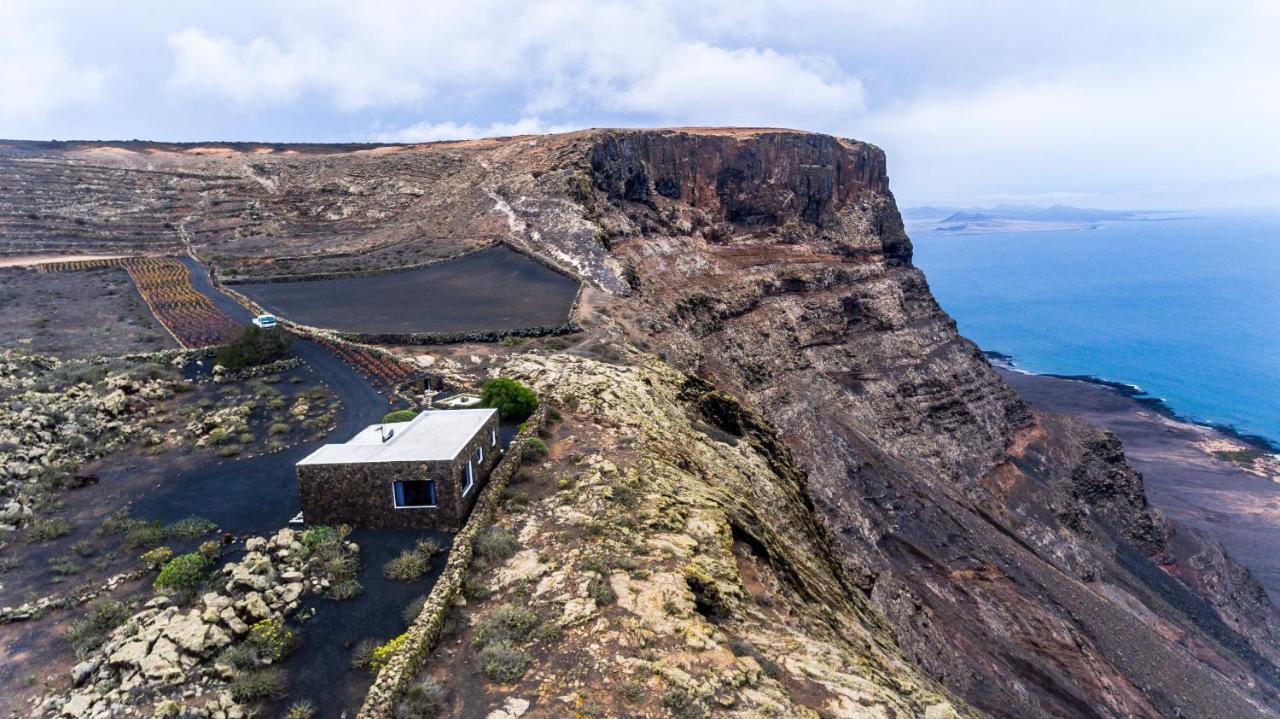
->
<box><xmin>5</xmin><ymin>128</ymin><xmax>1280</xmax><ymax>718</ymax></box>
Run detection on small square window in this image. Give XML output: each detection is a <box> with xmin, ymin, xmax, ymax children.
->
<box><xmin>393</xmin><ymin>480</ymin><xmax>436</xmax><ymax>508</ymax></box>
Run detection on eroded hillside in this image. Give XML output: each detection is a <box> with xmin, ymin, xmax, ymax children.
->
<box><xmin>4</xmin><ymin>129</ymin><xmax>1279</xmax><ymax>718</ymax></box>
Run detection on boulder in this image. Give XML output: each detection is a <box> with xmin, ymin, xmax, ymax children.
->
<box><xmin>165</xmin><ymin>612</ymin><xmax>211</xmax><ymax>655</ymax></box>
<box><xmin>70</xmin><ymin>659</ymin><xmax>98</xmax><ymax>687</ymax></box>
<box><xmin>237</xmin><ymin>592</ymin><xmax>270</xmax><ymax>621</ymax></box>
<box><xmin>219</xmin><ymin>607</ymin><xmax>248</xmax><ymax>636</ymax></box>
<box><xmin>108</xmin><ymin>638</ymin><xmax>150</xmax><ymax>668</ymax></box>
<box><xmin>139</xmin><ymin>636</ymin><xmax>182</xmax><ymax>680</ymax></box>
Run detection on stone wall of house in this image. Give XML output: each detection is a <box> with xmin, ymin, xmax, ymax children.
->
<box><xmin>297</xmin><ymin>412</ymin><xmax>501</xmax><ymax>530</ymax></box>
<box><xmin>357</xmin><ymin>406</ymin><xmax>545</xmax><ymax>719</ymax></box>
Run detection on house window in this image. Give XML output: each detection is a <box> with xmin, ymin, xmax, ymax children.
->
<box><xmin>476</xmin><ymin>445</ymin><xmax>484</xmax><ymax>464</ymax></box>
<box><xmin>491</xmin><ymin>428</ymin><xmax>497</xmax><ymax>447</ymax></box>
<box><xmin>462</xmin><ymin>460</ymin><xmax>475</xmax><ymax>496</ymax></box>
<box><xmin>393</xmin><ymin>480</ymin><xmax>436</xmax><ymax>508</ymax></box>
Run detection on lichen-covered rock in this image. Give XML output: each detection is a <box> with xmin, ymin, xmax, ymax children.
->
<box><xmin>402</xmin><ymin>353</ymin><xmax>972</xmax><ymax>718</ymax></box>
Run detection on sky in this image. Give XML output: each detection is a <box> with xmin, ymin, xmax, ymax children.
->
<box><xmin>2</xmin><ymin>0</ymin><xmax>1278</xmax><ymax>210</ymax></box>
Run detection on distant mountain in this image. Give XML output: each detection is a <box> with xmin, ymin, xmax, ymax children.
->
<box><xmin>903</xmin><ymin>204</ymin><xmax>1163</xmax><ymax>234</ymax></box>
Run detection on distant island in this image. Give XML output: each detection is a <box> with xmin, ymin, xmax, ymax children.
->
<box><xmin>902</xmin><ymin>204</ymin><xmax>1182</xmax><ymax>234</ymax></box>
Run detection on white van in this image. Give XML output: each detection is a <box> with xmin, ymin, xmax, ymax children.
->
<box><xmin>252</xmin><ymin>314</ymin><xmax>278</xmax><ymax>329</ymax></box>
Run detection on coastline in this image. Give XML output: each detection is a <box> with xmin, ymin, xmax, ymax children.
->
<box><xmin>983</xmin><ymin>350</ymin><xmax>1280</xmax><ymax>454</ymax></box>
<box><xmin>990</xmin><ymin>356</ymin><xmax>1280</xmax><ymax>604</ymax></box>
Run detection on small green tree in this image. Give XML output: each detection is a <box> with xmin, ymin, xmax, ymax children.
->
<box><xmin>481</xmin><ymin>378</ymin><xmax>538</xmax><ymax>422</ymax></box>
<box><xmin>215</xmin><ymin>326</ymin><xmax>291</xmax><ymax>370</ymax></box>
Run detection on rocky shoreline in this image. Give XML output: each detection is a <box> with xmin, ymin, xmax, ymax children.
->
<box><xmin>983</xmin><ymin>350</ymin><xmax>1280</xmax><ymax>454</ymax></box>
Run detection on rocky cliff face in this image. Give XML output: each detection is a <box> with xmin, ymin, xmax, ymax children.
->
<box><xmin>569</xmin><ymin>129</ymin><xmax>1280</xmax><ymax>718</ymax></box>
<box><xmin>5</xmin><ymin>129</ymin><xmax>1280</xmax><ymax>718</ymax></box>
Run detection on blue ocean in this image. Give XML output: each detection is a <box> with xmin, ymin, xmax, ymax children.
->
<box><xmin>911</xmin><ymin>214</ymin><xmax>1280</xmax><ymax>448</ymax></box>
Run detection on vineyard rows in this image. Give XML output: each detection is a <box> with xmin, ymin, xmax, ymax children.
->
<box><xmin>42</xmin><ymin>255</ymin><xmax>242</xmax><ymax>349</ymax></box>
<box><xmin>314</xmin><ymin>338</ymin><xmax>416</xmax><ymax>402</ymax></box>
<box><xmin>36</xmin><ymin>257</ymin><xmax>132</xmax><ymax>273</ymax></box>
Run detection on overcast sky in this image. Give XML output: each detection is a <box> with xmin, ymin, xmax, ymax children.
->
<box><xmin>3</xmin><ymin>1</ymin><xmax>1277</xmax><ymax>209</ymax></box>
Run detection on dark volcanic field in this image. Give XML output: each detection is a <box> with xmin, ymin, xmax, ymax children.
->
<box><xmin>999</xmin><ymin>367</ymin><xmax>1280</xmax><ymax>603</ymax></box>
<box><xmin>236</xmin><ymin>245</ymin><xmax>580</xmax><ymax>334</ymax></box>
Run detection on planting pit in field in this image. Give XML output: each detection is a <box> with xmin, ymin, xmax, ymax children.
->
<box><xmin>236</xmin><ymin>246</ymin><xmax>580</xmax><ymax>335</ymax></box>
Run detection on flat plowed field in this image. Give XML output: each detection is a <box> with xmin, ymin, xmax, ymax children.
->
<box><xmin>237</xmin><ymin>246</ymin><xmax>579</xmax><ymax>334</ymax></box>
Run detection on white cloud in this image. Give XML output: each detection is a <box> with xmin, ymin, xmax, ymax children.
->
<box><xmin>162</xmin><ymin>1</ymin><xmax>867</xmax><ymax>132</ymax></box>
<box><xmin>859</xmin><ymin>19</ymin><xmax>1280</xmax><ymax>209</ymax></box>
<box><xmin>0</xmin><ymin>4</ymin><xmax>109</xmax><ymax>123</ymax></box>
<box><xmin>373</xmin><ymin>117</ymin><xmax>573</xmax><ymax>143</ymax></box>
<box><xmin>611</xmin><ymin>43</ymin><xmax>863</xmax><ymax>127</ymax></box>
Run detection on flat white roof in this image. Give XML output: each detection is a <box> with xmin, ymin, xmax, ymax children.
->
<box><xmin>296</xmin><ymin>408</ymin><xmax>497</xmax><ymax>466</ymax></box>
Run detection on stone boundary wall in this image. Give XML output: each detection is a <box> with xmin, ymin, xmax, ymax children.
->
<box><xmin>212</xmin><ymin>357</ymin><xmax>303</xmax><ymax>383</ymax></box>
<box><xmin>218</xmin><ymin>242</ymin><xmax>500</xmax><ymax>286</ymax></box>
<box><xmin>357</xmin><ymin>404</ymin><xmax>546</xmax><ymax>719</ymax></box>
<box><xmin>326</xmin><ymin>321</ymin><xmax>582</xmax><ymax>347</ymax></box>
<box><xmin>90</xmin><ymin>347</ymin><xmax>216</xmax><ymax>366</ymax></box>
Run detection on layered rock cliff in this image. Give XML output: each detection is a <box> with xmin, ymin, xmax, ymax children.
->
<box><xmin>4</xmin><ymin>129</ymin><xmax>1279</xmax><ymax>718</ymax></box>
<box><xmin>568</xmin><ymin>130</ymin><xmax>1280</xmax><ymax>718</ymax></box>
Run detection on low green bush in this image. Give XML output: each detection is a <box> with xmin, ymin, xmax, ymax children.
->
<box><xmin>476</xmin><ymin>642</ymin><xmax>529</xmax><ymax>683</ymax></box>
<box><xmin>284</xmin><ymin>701</ymin><xmax>317</xmax><ymax>719</ymax></box>
<box><xmin>350</xmin><ymin>638</ymin><xmax>379</xmax><ymax>669</ymax></box>
<box><xmin>661</xmin><ymin>688</ymin><xmax>707</xmax><ymax>719</ymax></box>
<box><xmin>522</xmin><ymin>437</ymin><xmax>549</xmax><ymax>461</ymax></box>
<box><xmin>474</xmin><ymin>604</ymin><xmax>537</xmax><ymax>647</ymax></box>
<box><xmin>165</xmin><ymin>516</ymin><xmax>217</xmax><ymax>540</ymax></box>
<box><xmin>327</xmin><ymin>578</ymin><xmax>363</xmax><ymax>600</ymax></box>
<box><xmin>299</xmin><ymin>524</ymin><xmax>339</xmax><ymax>548</ymax></box>
<box><xmin>588</xmin><ymin>576</ymin><xmax>616</xmax><ymax>605</ymax></box>
<box><xmin>123</xmin><ymin>521</ymin><xmax>168</xmax><ymax>550</ymax></box>
<box><xmin>475</xmin><ymin>525</ymin><xmax>518</xmax><ymax>561</ymax></box>
<box><xmin>247</xmin><ymin>618</ymin><xmax>297</xmax><ymax>662</ymax></box>
<box><xmin>382</xmin><ymin>409</ymin><xmax>419</xmax><ymax>423</ymax></box>
<box><xmin>217</xmin><ymin>644</ymin><xmax>257</xmax><ymax>671</ymax></box>
<box><xmin>141</xmin><ymin>546</ymin><xmax>174</xmax><ymax>569</ymax></box>
<box><xmin>70</xmin><ymin>539</ymin><xmax>96</xmax><ymax>557</ymax></box>
<box><xmin>402</xmin><ymin>595</ymin><xmax>428</xmax><ymax>624</ymax></box>
<box><xmin>382</xmin><ymin>538</ymin><xmax>443</xmax><ymax>582</ymax></box>
<box><xmin>395</xmin><ymin>678</ymin><xmax>445</xmax><ymax>719</ymax></box>
<box><xmin>96</xmin><ymin>509</ymin><xmax>136</xmax><ymax>536</ymax></box>
<box><xmin>384</xmin><ymin>550</ymin><xmax>429</xmax><ymax>582</ymax></box>
<box><xmin>154</xmin><ymin>552</ymin><xmax>210</xmax><ymax>594</ymax></box>
<box><xmin>65</xmin><ymin>599</ymin><xmax>127</xmax><ymax>656</ymax></box>
<box><xmin>230</xmin><ymin>667</ymin><xmax>287</xmax><ymax>702</ymax></box>
<box><xmin>268</xmin><ymin>422</ymin><xmax>290</xmax><ymax>436</ymax></box>
<box><xmin>370</xmin><ymin>633</ymin><xmax>409</xmax><ymax>670</ymax></box>
<box><xmin>620</xmin><ymin>680</ymin><xmax>647</xmax><ymax>703</ymax></box>
<box><xmin>25</xmin><ymin>517</ymin><xmax>72</xmax><ymax>543</ymax></box>
<box><xmin>48</xmin><ymin>554</ymin><xmax>80</xmax><ymax>576</ymax></box>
